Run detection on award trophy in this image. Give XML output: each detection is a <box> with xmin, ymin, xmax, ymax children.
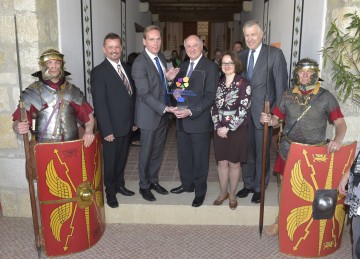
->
<box><xmin>168</xmin><ymin>69</ymin><xmax>204</xmax><ymax>112</ymax></box>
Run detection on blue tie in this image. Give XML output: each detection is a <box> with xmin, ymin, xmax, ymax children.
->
<box><xmin>187</xmin><ymin>62</ymin><xmax>194</xmax><ymax>77</ymax></box>
<box><xmin>154</xmin><ymin>57</ymin><xmax>170</xmax><ymax>105</ymax></box>
<box><xmin>246</xmin><ymin>50</ymin><xmax>255</xmax><ymax>80</ymax></box>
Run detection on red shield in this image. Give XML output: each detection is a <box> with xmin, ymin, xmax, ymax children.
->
<box><xmin>279</xmin><ymin>141</ymin><xmax>357</xmax><ymax>257</ymax></box>
<box><xmin>35</xmin><ymin>132</ymin><xmax>105</xmax><ymax>256</ymax></box>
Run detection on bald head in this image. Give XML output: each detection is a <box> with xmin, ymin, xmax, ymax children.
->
<box><xmin>184</xmin><ymin>35</ymin><xmax>203</xmax><ymax>61</ymax></box>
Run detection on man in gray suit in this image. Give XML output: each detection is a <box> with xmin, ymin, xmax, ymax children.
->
<box><xmin>237</xmin><ymin>20</ymin><xmax>288</xmax><ymax>203</ymax></box>
<box><xmin>131</xmin><ymin>25</ymin><xmax>179</xmax><ymax>202</ymax></box>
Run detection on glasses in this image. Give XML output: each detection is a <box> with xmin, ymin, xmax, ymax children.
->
<box><xmin>221</xmin><ymin>62</ymin><xmax>235</xmax><ymax>66</ymax></box>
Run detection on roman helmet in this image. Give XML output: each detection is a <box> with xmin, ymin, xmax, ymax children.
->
<box><xmin>293</xmin><ymin>58</ymin><xmax>320</xmax><ymax>88</ymax></box>
<box><xmin>38</xmin><ymin>49</ymin><xmax>65</xmax><ymax>80</ymax></box>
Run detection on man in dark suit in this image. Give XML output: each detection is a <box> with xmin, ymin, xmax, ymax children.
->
<box><xmin>91</xmin><ymin>33</ymin><xmax>135</xmax><ymax>208</ymax></box>
<box><xmin>236</xmin><ymin>20</ymin><xmax>288</xmax><ymax>203</ymax></box>
<box><xmin>170</xmin><ymin>35</ymin><xmax>218</xmax><ymax>207</ymax></box>
<box><xmin>131</xmin><ymin>25</ymin><xmax>179</xmax><ymax>202</ymax></box>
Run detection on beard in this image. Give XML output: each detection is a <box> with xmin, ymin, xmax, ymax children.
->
<box><xmin>41</xmin><ymin>67</ymin><xmax>65</xmax><ymax>81</ymax></box>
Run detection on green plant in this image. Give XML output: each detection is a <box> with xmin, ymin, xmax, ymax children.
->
<box><xmin>322</xmin><ymin>12</ymin><xmax>360</xmax><ymax>104</ymax></box>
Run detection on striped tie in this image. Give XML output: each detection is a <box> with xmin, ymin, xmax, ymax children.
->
<box><xmin>117</xmin><ymin>64</ymin><xmax>132</xmax><ymax>96</ymax></box>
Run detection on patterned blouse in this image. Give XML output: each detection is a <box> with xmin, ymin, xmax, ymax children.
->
<box><xmin>211</xmin><ymin>74</ymin><xmax>251</xmax><ymax>131</ymax></box>
<box><xmin>345</xmin><ymin>151</ymin><xmax>360</xmax><ymax>218</ymax></box>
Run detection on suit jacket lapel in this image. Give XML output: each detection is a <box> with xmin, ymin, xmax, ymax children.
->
<box><xmin>121</xmin><ymin>61</ymin><xmax>134</xmax><ymax>91</ymax></box>
<box><xmin>104</xmin><ymin>59</ymin><xmax>121</xmax><ymax>81</ymax></box>
<box><xmin>253</xmin><ymin>45</ymin><xmax>267</xmax><ymax>76</ymax></box>
<box><xmin>158</xmin><ymin>54</ymin><xmax>167</xmax><ymax>71</ymax></box>
<box><xmin>195</xmin><ymin>56</ymin><xmax>206</xmax><ymax>72</ymax></box>
<box><xmin>243</xmin><ymin>49</ymin><xmax>249</xmax><ymax>69</ymax></box>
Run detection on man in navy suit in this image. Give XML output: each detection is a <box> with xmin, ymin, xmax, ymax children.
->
<box><xmin>91</xmin><ymin>33</ymin><xmax>135</xmax><ymax>208</ymax></box>
<box><xmin>131</xmin><ymin>25</ymin><xmax>179</xmax><ymax>202</ymax></box>
<box><xmin>236</xmin><ymin>20</ymin><xmax>288</xmax><ymax>203</ymax></box>
<box><xmin>170</xmin><ymin>35</ymin><xmax>218</xmax><ymax>207</ymax></box>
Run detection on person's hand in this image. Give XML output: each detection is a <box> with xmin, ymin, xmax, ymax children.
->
<box><xmin>104</xmin><ymin>134</ymin><xmax>115</xmax><ymax>142</ymax></box>
<box><xmin>260</xmin><ymin>112</ymin><xmax>271</xmax><ymax>124</ymax></box>
<box><xmin>338</xmin><ymin>171</ymin><xmax>350</xmax><ymax>195</ymax></box>
<box><xmin>165</xmin><ymin>106</ymin><xmax>178</xmax><ymax>113</ymax></box>
<box><xmin>327</xmin><ymin>140</ymin><xmax>342</xmax><ymax>153</ymax></box>
<box><xmin>13</xmin><ymin>121</ymin><xmax>29</xmax><ymax>135</ymax></box>
<box><xmin>83</xmin><ymin>132</ymin><xmax>95</xmax><ymax>147</ymax></box>
<box><xmin>217</xmin><ymin>127</ymin><xmax>229</xmax><ymax>138</ymax></box>
<box><xmin>165</xmin><ymin>67</ymin><xmax>180</xmax><ymax>80</ymax></box>
<box><xmin>174</xmin><ymin>108</ymin><xmax>191</xmax><ymax>119</ymax></box>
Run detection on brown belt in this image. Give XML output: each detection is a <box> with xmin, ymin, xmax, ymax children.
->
<box><xmin>283</xmin><ymin>135</ymin><xmax>329</xmax><ymax>146</ymax></box>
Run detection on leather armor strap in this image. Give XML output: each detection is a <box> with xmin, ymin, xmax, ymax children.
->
<box><xmin>38</xmin><ymin>82</ymin><xmax>66</xmax><ymax>142</ymax></box>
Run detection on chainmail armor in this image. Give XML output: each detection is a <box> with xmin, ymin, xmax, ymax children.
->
<box><xmin>278</xmin><ymin>87</ymin><xmax>340</xmax><ymax>160</ymax></box>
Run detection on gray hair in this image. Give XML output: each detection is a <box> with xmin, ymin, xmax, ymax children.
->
<box><xmin>184</xmin><ymin>35</ymin><xmax>203</xmax><ymax>47</ymax></box>
<box><xmin>243</xmin><ymin>20</ymin><xmax>263</xmax><ymax>33</ymax></box>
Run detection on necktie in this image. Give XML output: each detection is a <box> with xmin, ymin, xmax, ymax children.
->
<box><xmin>154</xmin><ymin>57</ymin><xmax>170</xmax><ymax>105</ymax></box>
<box><xmin>246</xmin><ymin>50</ymin><xmax>255</xmax><ymax>80</ymax></box>
<box><xmin>117</xmin><ymin>64</ymin><xmax>132</xmax><ymax>96</ymax></box>
<box><xmin>187</xmin><ymin>62</ymin><xmax>194</xmax><ymax>77</ymax></box>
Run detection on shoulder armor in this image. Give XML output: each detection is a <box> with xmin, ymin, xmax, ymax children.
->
<box><xmin>63</xmin><ymin>82</ymin><xmax>86</xmax><ymax>105</ymax></box>
<box><xmin>21</xmin><ymin>82</ymin><xmax>45</xmax><ymax>111</ymax></box>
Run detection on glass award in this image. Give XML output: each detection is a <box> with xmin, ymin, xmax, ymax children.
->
<box><xmin>167</xmin><ymin>69</ymin><xmax>205</xmax><ymax>111</ymax></box>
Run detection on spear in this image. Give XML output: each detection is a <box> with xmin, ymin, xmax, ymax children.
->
<box><xmin>15</xmin><ymin>14</ymin><xmax>41</xmax><ymax>257</ymax></box>
<box><xmin>259</xmin><ymin>18</ymin><xmax>271</xmax><ymax>238</ymax></box>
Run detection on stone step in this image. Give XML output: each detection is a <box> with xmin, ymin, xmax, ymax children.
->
<box><xmin>105</xmin><ymin>181</ymin><xmax>279</xmax><ymax>225</ymax></box>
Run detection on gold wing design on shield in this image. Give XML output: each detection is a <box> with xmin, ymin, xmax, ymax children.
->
<box><xmin>287</xmin><ymin>206</ymin><xmax>313</xmax><ymax>241</ymax></box>
<box><xmin>94</xmin><ymin>146</ymin><xmax>103</xmax><ymax>207</ymax></box>
<box><xmin>290</xmin><ymin>160</ymin><xmax>315</xmax><ymax>202</ymax></box>
<box><xmin>334</xmin><ymin>203</ymin><xmax>345</xmax><ymax>237</ymax></box>
<box><xmin>287</xmin><ymin>160</ymin><xmax>315</xmax><ymax>240</ymax></box>
<box><xmin>46</xmin><ymin>159</ymin><xmax>73</xmax><ymax>242</ymax></box>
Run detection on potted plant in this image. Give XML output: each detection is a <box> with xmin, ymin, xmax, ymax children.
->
<box><xmin>322</xmin><ymin>12</ymin><xmax>360</xmax><ymax>104</ymax></box>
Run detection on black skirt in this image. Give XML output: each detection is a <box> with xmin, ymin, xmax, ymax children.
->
<box><xmin>213</xmin><ymin>125</ymin><xmax>248</xmax><ymax>163</ymax></box>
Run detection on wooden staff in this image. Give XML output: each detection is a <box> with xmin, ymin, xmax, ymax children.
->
<box><xmin>20</xmin><ymin>101</ymin><xmax>41</xmax><ymax>255</ymax></box>
<box><xmin>259</xmin><ymin>17</ymin><xmax>272</xmax><ymax>238</ymax></box>
<box><xmin>259</xmin><ymin>100</ymin><xmax>270</xmax><ymax>237</ymax></box>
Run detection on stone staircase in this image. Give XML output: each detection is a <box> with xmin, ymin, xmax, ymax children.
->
<box><xmin>105</xmin><ymin>181</ymin><xmax>279</xmax><ymax>226</ymax></box>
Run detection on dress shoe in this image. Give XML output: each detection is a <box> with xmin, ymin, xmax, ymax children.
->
<box><xmin>192</xmin><ymin>195</ymin><xmax>205</xmax><ymax>207</ymax></box>
<box><xmin>139</xmin><ymin>188</ymin><xmax>156</xmax><ymax>202</ymax></box>
<box><xmin>150</xmin><ymin>183</ymin><xmax>169</xmax><ymax>195</ymax></box>
<box><xmin>236</xmin><ymin>187</ymin><xmax>254</xmax><ymax>198</ymax></box>
<box><xmin>251</xmin><ymin>192</ymin><xmax>261</xmax><ymax>204</ymax></box>
<box><xmin>106</xmin><ymin>194</ymin><xmax>119</xmax><ymax>208</ymax></box>
<box><xmin>170</xmin><ymin>186</ymin><xmax>194</xmax><ymax>194</ymax></box>
<box><xmin>117</xmin><ymin>186</ymin><xmax>135</xmax><ymax>196</ymax></box>
<box><xmin>229</xmin><ymin>198</ymin><xmax>238</xmax><ymax>210</ymax></box>
<box><xmin>213</xmin><ymin>193</ymin><xmax>229</xmax><ymax>205</ymax></box>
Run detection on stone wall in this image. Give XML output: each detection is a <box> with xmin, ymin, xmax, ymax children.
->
<box><xmin>322</xmin><ymin>0</ymin><xmax>360</xmax><ymax>147</ymax></box>
<box><xmin>0</xmin><ymin>0</ymin><xmax>58</xmax><ymax>217</ymax></box>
